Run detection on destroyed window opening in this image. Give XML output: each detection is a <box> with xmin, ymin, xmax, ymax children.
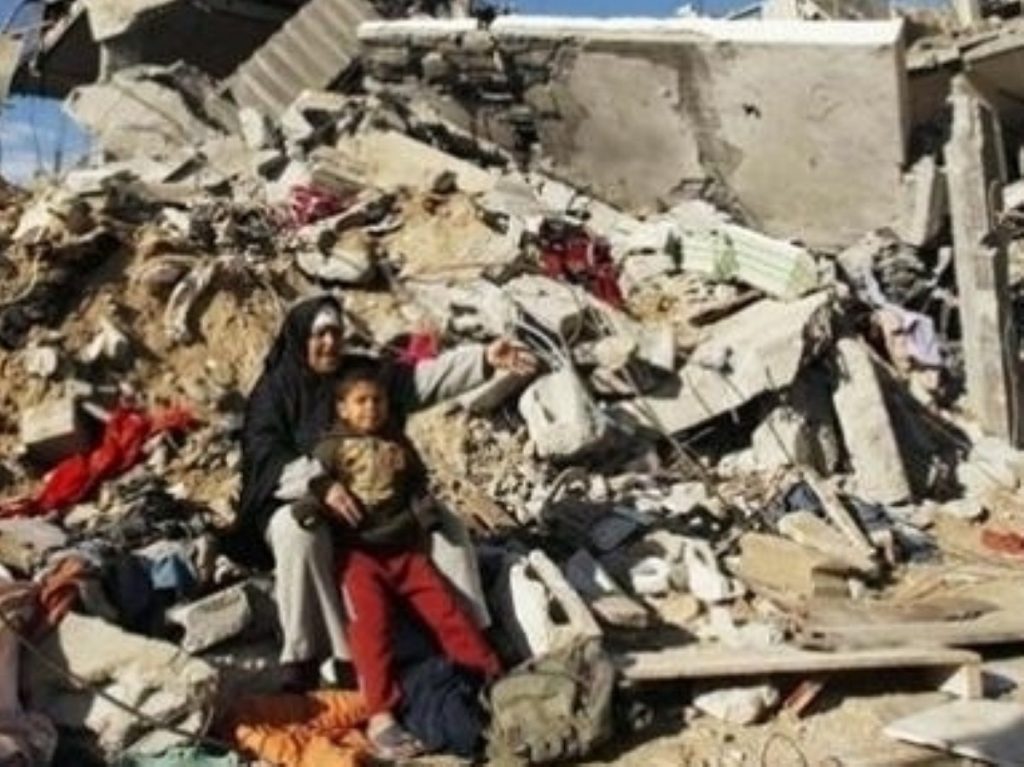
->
<box><xmin>0</xmin><ymin>599</ymin><xmax>239</xmax><ymax>760</ymax></box>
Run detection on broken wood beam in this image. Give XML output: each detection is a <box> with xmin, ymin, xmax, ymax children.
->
<box><xmin>615</xmin><ymin>644</ymin><xmax>981</xmax><ymax>699</ymax></box>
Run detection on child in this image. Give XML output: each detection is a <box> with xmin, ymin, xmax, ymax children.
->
<box><xmin>295</xmin><ymin>363</ymin><xmax>501</xmax><ymax>759</ymax></box>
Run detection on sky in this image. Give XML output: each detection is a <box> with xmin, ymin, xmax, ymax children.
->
<box><xmin>0</xmin><ymin>0</ymin><xmax>773</xmax><ymax>183</ymax></box>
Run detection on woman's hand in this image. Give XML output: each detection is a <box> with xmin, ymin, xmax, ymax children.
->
<box><xmin>486</xmin><ymin>338</ymin><xmax>538</xmax><ymax>376</ymax></box>
<box><xmin>324</xmin><ymin>482</ymin><xmax>363</xmax><ymax>527</ymax></box>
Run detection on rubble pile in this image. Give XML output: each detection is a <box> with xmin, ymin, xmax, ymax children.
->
<box><xmin>6</xmin><ymin>1</ymin><xmax>1024</xmax><ymax>766</ymax></box>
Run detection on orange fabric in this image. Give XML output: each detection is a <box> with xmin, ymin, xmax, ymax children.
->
<box><xmin>32</xmin><ymin>556</ymin><xmax>90</xmax><ymax>635</ymax></box>
<box><xmin>224</xmin><ymin>690</ymin><xmax>370</xmax><ymax>767</ymax></box>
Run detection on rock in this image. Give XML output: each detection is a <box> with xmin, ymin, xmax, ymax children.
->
<box><xmin>778</xmin><ymin>511</ymin><xmax>878</xmax><ymax>575</ymax></box>
<box><xmin>81</xmin><ymin>317</ymin><xmax>132</xmax><ymax>367</ymax></box>
<box><xmin>616</xmin><ymin>292</ymin><xmax>832</xmax><ymax>435</ymax></box>
<box><xmin>685</xmin><ymin>540</ymin><xmax>743</xmax><ymax>604</ymax></box>
<box><xmin>833</xmin><ymin>338</ymin><xmax>911</xmax><ymax>504</ymax></box>
<box><xmin>628</xmin><ymin>556</ymin><xmax>672</xmax><ymax>596</ymax></box>
<box><xmin>505</xmin><ymin>275</ymin><xmax>590</xmax><ymax>337</ymax></box>
<box><xmin>519</xmin><ymin>369</ymin><xmax>609</xmax><ymax>460</ymax></box>
<box><xmin>752</xmin><ymin>405</ymin><xmax>820</xmax><ymax>472</ymax></box>
<box><xmin>620</xmin><ymin>253</ymin><xmax>677</xmax><ymax>293</ymax></box>
<box><xmin>692</xmin><ymin>683</ymin><xmax>780</xmax><ymax>725</ymax></box>
<box><xmin>19</xmin><ymin>396</ymin><xmax>92</xmax><ymax>466</ymax></box>
<box><xmin>25</xmin><ymin>613</ymin><xmax>218</xmax><ymax>758</ymax></box>
<box><xmin>295</xmin><ymin>245</ymin><xmax>375</xmax><ymax>285</ymax></box>
<box><xmin>166</xmin><ymin>583</ymin><xmax>254</xmax><ymax>654</ymax></box>
<box><xmin>21</xmin><ymin>345</ymin><xmax>61</xmax><ymax>379</ymax></box>
<box><xmin>663</xmin><ymin>482</ymin><xmax>710</xmax><ymax>515</ymax></box>
<box><xmin>238</xmin><ymin>106</ymin><xmax>275</xmax><ymax>151</ymax></box>
<box><xmin>0</xmin><ymin>519</ymin><xmax>68</xmax><ymax>572</ymax></box>
<box><xmin>731</xmin><ymin>533</ymin><xmax>851</xmax><ymax>601</ymax></box>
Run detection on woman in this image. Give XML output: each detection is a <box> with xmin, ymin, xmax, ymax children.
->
<box><xmin>226</xmin><ymin>294</ymin><xmax>534</xmax><ymax>689</ymax></box>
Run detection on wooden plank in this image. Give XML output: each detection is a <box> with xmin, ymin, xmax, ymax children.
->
<box><xmin>885</xmin><ymin>700</ymin><xmax>1024</xmax><ymax>765</ymax></box>
<box><xmin>616</xmin><ymin>644</ymin><xmax>980</xmax><ymax>683</ymax></box>
<box><xmin>801</xmin><ymin>612</ymin><xmax>1024</xmax><ymax>650</ymax></box>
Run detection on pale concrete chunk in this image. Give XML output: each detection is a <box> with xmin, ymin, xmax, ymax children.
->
<box><xmin>832</xmin><ymin>338</ymin><xmax>911</xmax><ymax>504</ymax></box>
<box><xmin>20</xmin><ymin>397</ymin><xmax>91</xmax><ymax>465</ymax></box>
<box><xmin>616</xmin><ymin>292</ymin><xmax>832</xmax><ymax>435</ymax></box>
<box><xmin>885</xmin><ymin>700</ymin><xmax>1024</xmax><ymax>765</ymax></box>
<box><xmin>26</xmin><ymin>613</ymin><xmax>218</xmax><ymax>757</ymax></box>
<box><xmin>681</xmin><ymin>221</ymin><xmax>821</xmax><ymax>300</ymax></box>
<box><xmin>731</xmin><ymin>532</ymin><xmax>851</xmax><ymax>600</ymax></box>
<box><xmin>945</xmin><ymin>76</ymin><xmax>1022</xmax><ymax>445</ymax></box>
<box><xmin>778</xmin><ymin>511</ymin><xmax>878</xmax><ymax>575</ymax></box>
<box><xmin>334</xmin><ymin>130</ymin><xmax>495</xmax><ymax>195</ymax></box>
<box><xmin>519</xmin><ymin>369</ymin><xmax>609</xmax><ymax>460</ymax></box>
<box><xmin>505</xmin><ymin>275</ymin><xmax>589</xmax><ymax>337</ymax></box>
<box><xmin>896</xmin><ymin>154</ymin><xmax>947</xmax><ymax>248</ymax></box>
<box><xmin>166</xmin><ymin>583</ymin><xmax>254</xmax><ymax>654</ymax></box>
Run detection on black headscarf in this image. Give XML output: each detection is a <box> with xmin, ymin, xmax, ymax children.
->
<box><xmin>224</xmin><ymin>295</ymin><xmax>372</xmax><ymax>568</ymax></box>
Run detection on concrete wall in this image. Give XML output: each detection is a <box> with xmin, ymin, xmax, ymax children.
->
<box><xmin>361</xmin><ymin>17</ymin><xmax>910</xmax><ymax>248</ymax></box>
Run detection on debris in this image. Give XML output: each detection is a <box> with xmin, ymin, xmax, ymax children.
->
<box><xmin>518</xmin><ymin>369</ymin><xmax>609</xmax><ymax>461</ymax></box>
<box><xmin>832</xmin><ymin>338</ymin><xmax>912</xmax><ymax>504</ymax></box>
<box><xmin>884</xmin><ymin>699</ymin><xmax>1024</xmax><ymax>765</ymax></box>
<box><xmin>19</xmin><ymin>396</ymin><xmax>92</xmax><ymax>466</ymax></box>
<box><xmin>732</xmin><ymin>533</ymin><xmax>852</xmax><ymax>601</ymax></box>
<box><xmin>692</xmin><ymin>683</ymin><xmax>780</xmax><ymax>725</ymax></box>
<box><xmin>166</xmin><ymin>582</ymin><xmax>255</xmax><ymax>654</ymax></box>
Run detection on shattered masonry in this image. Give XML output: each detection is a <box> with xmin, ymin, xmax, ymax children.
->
<box><xmin>5</xmin><ymin>0</ymin><xmax>1024</xmax><ymax>765</ymax></box>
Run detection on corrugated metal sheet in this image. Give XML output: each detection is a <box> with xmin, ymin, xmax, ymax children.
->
<box><xmin>228</xmin><ymin>0</ymin><xmax>377</xmax><ymax>118</ymax></box>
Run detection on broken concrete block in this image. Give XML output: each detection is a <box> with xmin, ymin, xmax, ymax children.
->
<box><xmin>752</xmin><ymin>406</ymin><xmax>820</xmax><ymax>472</ymax></box>
<box><xmin>833</xmin><ymin>338</ymin><xmax>911</xmax><ymax>504</ymax></box>
<box><xmin>295</xmin><ymin>246</ymin><xmax>375</xmax><ymax>286</ymax></box>
<box><xmin>731</xmin><ymin>533</ymin><xmax>852</xmax><ymax>601</ymax></box>
<box><xmin>681</xmin><ymin>221</ymin><xmax>821</xmax><ymax>300</ymax></box>
<box><xmin>81</xmin><ymin>317</ymin><xmax>132</xmax><ymax>367</ymax></box>
<box><xmin>334</xmin><ymin>129</ymin><xmax>496</xmax><ymax>195</ymax></box>
<box><xmin>491</xmin><ymin>549</ymin><xmax>601</xmax><ymax>659</ymax></box>
<box><xmin>684</xmin><ymin>540</ymin><xmax>744</xmax><ymax>604</ymax></box>
<box><xmin>896</xmin><ymin>154</ymin><xmax>947</xmax><ymax>248</ymax></box>
<box><xmin>620</xmin><ymin>253</ymin><xmax>677</xmax><ymax>293</ymax></box>
<box><xmin>778</xmin><ymin>511</ymin><xmax>878</xmax><ymax>576</ymax></box>
<box><xmin>946</xmin><ymin>76</ymin><xmax>1021</xmax><ymax>445</ymax></box>
<box><xmin>21</xmin><ymin>345</ymin><xmax>61</xmax><ymax>380</ymax></box>
<box><xmin>628</xmin><ymin>556</ymin><xmax>672</xmax><ymax>596</ymax></box>
<box><xmin>65</xmin><ymin>64</ymin><xmax>230</xmax><ymax>160</ymax></box>
<box><xmin>693</xmin><ymin>683</ymin><xmax>780</xmax><ymax>725</ymax></box>
<box><xmin>309</xmin><ymin>146</ymin><xmax>368</xmax><ymax>198</ymax></box>
<box><xmin>19</xmin><ymin>397</ymin><xmax>91</xmax><ymax>465</ymax></box>
<box><xmin>503</xmin><ymin>275</ymin><xmax>589</xmax><ymax>337</ymax></box>
<box><xmin>519</xmin><ymin>369</ymin><xmax>609</xmax><ymax>460</ymax></box>
<box><xmin>166</xmin><ymin>583</ymin><xmax>254</xmax><ymax>654</ymax></box>
<box><xmin>279</xmin><ymin>90</ymin><xmax>349</xmax><ymax>144</ymax></box>
<box><xmin>616</xmin><ymin>292</ymin><xmax>832</xmax><ymax>435</ymax></box>
<box><xmin>238</xmin><ymin>106</ymin><xmax>275</xmax><ymax>151</ymax></box>
<box><xmin>0</xmin><ymin>519</ymin><xmax>68</xmax><ymax>573</ymax></box>
<box><xmin>26</xmin><ymin>612</ymin><xmax>218</xmax><ymax>757</ymax></box>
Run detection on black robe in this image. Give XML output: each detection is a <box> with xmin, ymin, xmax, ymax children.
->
<box><xmin>224</xmin><ymin>295</ymin><xmax>384</xmax><ymax>569</ymax></box>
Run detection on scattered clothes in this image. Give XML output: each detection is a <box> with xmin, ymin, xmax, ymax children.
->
<box><xmin>0</xmin><ymin>404</ymin><xmax>197</xmax><ymax>519</ymax></box>
<box><xmin>223</xmin><ymin>690</ymin><xmax>369</xmax><ymax>767</ymax></box>
<box><xmin>399</xmin><ymin>656</ymin><xmax>486</xmax><ymax>758</ymax></box>
<box><xmin>0</xmin><ymin>570</ymin><xmax>59</xmax><ymax>767</ymax></box>
<box><xmin>538</xmin><ymin>219</ymin><xmax>624</xmax><ymax>308</ymax></box>
<box><xmin>33</xmin><ymin>555</ymin><xmax>92</xmax><ymax>635</ymax></box>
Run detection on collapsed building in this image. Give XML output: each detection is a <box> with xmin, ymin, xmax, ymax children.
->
<box><xmin>4</xmin><ymin>0</ymin><xmax>1024</xmax><ymax>764</ymax></box>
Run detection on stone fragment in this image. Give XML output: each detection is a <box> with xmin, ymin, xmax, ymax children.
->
<box><xmin>684</xmin><ymin>540</ymin><xmax>743</xmax><ymax>604</ymax></box>
<box><xmin>81</xmin><ymin>317</ymin><xmax>132</xmax><ymax>367</ymax></box>
<box><xmin>20</xmin><ymin>397</ymin><xmax>91</xmax><ymax>465</ymax></box>
<box><xmin>21</xmin><ymin>345</ymin><xmax>61</xmax><ymax>380</ymax></box>
<box><xmin>166</xmin><ymin>583</ymin><xmax>254</xmax><ymax>654</ymax></box>
<box><xmin>896</xmin><ymin>154</ymin><xmax>947</xmax><ymax>248</ymax></box>
<box><xmin>504</xmin><ymin>275</ymin><xmax>589</xmax><ymax>337</ymax></box>
<box><xmin>519</xmin><ymin>369</ymin><xmax>609</xmax><ymax>460</ymax></box>
<box><xmin>238</xmin><ymin>106</ymin><xmax>275</xmax><ymax>151</ymax></box>
<box><xmin>0</xmin><ymin>519</ymin><xmax>68</xmax><ymax>573</ymax></box>
<box><xmin>833</xmin><ymin>338</ymin><xmax>911</xmax><ymax>504</ymax></box>
<box><xmin>693</xmin><ymin>683</ymin><xmax>780</xmax><ymax>725</ymax></box>
<box><xmin>616</xmin><ymin>292</ymin><xmax>832</xmax><ymax>434</ymax></box>
<box><xmin>778</xmin><ymin>511</ymin><xmax>878</xmax><ymax>575</ymax></box>
<box><xmin>732</xmin><ymin>533</ymin><xmax>852</xmax><ymax>601</ymax></box>
<box><xmin>295</xmin><ymin>246</ymin><xmax>375</xmax><ymax>286</ymax></box>
<box><xmin>26</xmin><ymin>613</ymin><xmax>218</xmax><ymax>757</ymax></box>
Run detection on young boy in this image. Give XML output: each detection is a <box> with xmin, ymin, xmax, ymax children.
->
<box><xmin>295</xmin><ymin>363</ymin><xmax>501</xmax><ymax>759</ymax></box>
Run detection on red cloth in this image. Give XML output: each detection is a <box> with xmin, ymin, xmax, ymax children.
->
<box><xmin>289</xmin><ymin>185</ymin><xmax>347</xmax><ymax>227</ymax></box>
<box><xmin>0</xmin><ymin>404</ymin><xmax>197</xmax><ymax>519</ymax></box>
<box><xmin>397</xmin><ymin>332</ymin><xmax>440</xmax><ymax>368</ymax></box>
<box><xmin>539</xmin><ymin>223</ymin><xmax>624</xmax><ymax>308</ymax></box>
<box><xmin>338</xmin><ymin>549</ymin><xmax>501</xmax><ymax>716</ymax></box>
<box><xmin>981</xmin><ymin>528</ymin><xmax>1024</xmax><ymax>556</ymax></box>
